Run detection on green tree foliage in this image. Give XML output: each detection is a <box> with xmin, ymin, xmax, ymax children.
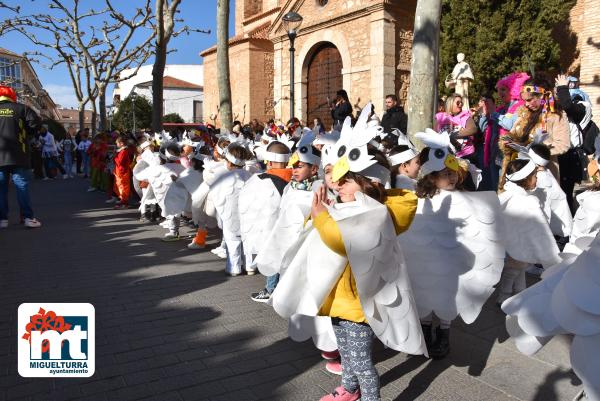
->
<box><xmin>439</xmin><ymin>0</ymin><xmax>575</xmax><ymax>103</ymax></box>
<box><xmin>113</xmin><ymin>95</ymin><xmax>153</xmax><ymax>132</ymax></box>
<box><xmin>162</xmin><ymin>113</ymin><xmax>184</xmax><ymax>123</ymax></box>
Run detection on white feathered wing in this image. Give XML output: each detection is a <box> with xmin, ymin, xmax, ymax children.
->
<box><xmin>238</xmin><ymin>174</ymin><xmax>283</xmax><ymax>255</ymax></box>
<box><xmin>534</xmin><ymin>169</ymin><xmax>572</xmax><ymax>237</ymax></box>
<box><xmin>499</xmin><ymin>182</ymin><xmax>561</xmax><ymax>267</ymax></box>
<box><xmin>502</xmin><ymin>235</ymin><xmax>600</xmax><ymax>401</ymax></box>
<box><xmin>255</xmin><ymin>182</ymin><xmax>322</xmax><ymax>276</ymax></box>
<box><xmin>271</xmin><ymin>192</ymin><xmax>427</xmax><ymax>356</ymax></box>
<box><xmin>399</xmin><ymin>190</ymin><xmax>506</xmax><ymax>324</ymax></box>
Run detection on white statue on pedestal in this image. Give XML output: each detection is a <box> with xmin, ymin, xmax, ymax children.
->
<box><xmin>450</xmin><ymin>53</ymin><xmax>474</xmax><ymax>110</ymax></box>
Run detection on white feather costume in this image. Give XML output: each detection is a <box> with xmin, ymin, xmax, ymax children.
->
<box><xmin>255</xmin><ymin>181</ymin><xmax>323</xmax><ymax>276</ymax></box>
<box><xmin>399</xmin><ymin>190</ymin><xmax>506</xmax><ymax>323</ymax></box>
<box><xmin>163</xmin><ymin>168</ymin><xmax>206</xmax><ymax>224</ymax></box>
<box><xmin>208</xmin><ymin>168</ymin><xmax>253</xmax><ymax>273</ymax></box>
<box><xmin>534</xmin><ymin>169</ymin><xmax>573</xmax><ymax>237</ymax></box>
<box><xmin>502</xmin><ymin>234</ymin><xmax>600</xmax><ymax>401</ymax></box>
<box><xmin>238</xmin><ymin>173</ymin><xmax>286</xmax><ymax>257</ymax></box>
<box><xmin>271</xmin><ymin>192</ymin><xmax>427</xmax><ymax>355</ymax></box>
<box><xmin>133</xmin><ymin>149</ymin><xmax>161</xmax><ymax>212</ymax></box>
<box><xmin>135</xmin><ymin>161</ymin><xmax>185</xmax><ymax>218</ymax></box>
<box><xmin>565</xmin><ymin>190</ymin><xmax>600</xmax><ymax>254</ymax></box>
<box><xmin>499</xmin><ymin>181</ymin><xmax>561</xmax><ymax>267</ymax></box>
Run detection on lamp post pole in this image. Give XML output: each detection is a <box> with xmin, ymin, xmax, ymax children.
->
<box><xmin>131</xmin><ymin>92</ymin><xmax>138</xmax><ymax>133</ymax></box>
<box><xmin>282</xmin><ymin>12</ymin><xmax>303</xmax><ymax>122</ymax></box>
<box><xmin>289</xmin><ymin>31</ymin><xmax>297</xmax><ymax>121</ymax></box>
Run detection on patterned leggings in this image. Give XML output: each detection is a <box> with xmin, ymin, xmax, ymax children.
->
<box><xmin>333</xmin><ymin>318</ymin><xmax>380</xmax><ymax>401</ymax></box>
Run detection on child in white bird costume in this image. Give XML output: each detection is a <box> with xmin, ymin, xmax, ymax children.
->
<box><xmin>497</xmin><ymin>156</ymin><xmax>561</xmax><ymax>305</ymax></box>
<box><xmin>387</xmin><ymin>130</ymin><xmax>420</xmax><ymax>191</ymax></box>
<box><xmin>271</xmin><ymin>104</ymin><xmax>426</xmax><ymax>401</ymax></box>
<box><xmin>239</xmin><ymin>140</ymin><xmax>293</xmax><ymax>300</ymax></box>
<box><xmin>253</xmin><ymin>130</ymin><xmax>323</xmax><ymax>301</ymax></box>
<box><xmin>399</xmin><ymin>128</ymin><xmax>506</xmax><ymax>360</ymax></box>
<box><xmin>207</xmin><ymin>142</ymin><xmax>254</xmax><ymax>276</ymax></box>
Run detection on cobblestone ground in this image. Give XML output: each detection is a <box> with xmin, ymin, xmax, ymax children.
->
<box><xmin>0</xmin><ymin>178</ymin><xmax>583</xmax><ymax>401</ymax></box>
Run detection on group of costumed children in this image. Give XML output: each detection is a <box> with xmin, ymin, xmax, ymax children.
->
<box><xmin>129</xmin><ymin>75</ymin><xmax>599</xmax><ymax>401</ymax></box>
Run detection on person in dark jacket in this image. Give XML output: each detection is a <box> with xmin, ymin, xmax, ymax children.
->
<box><xmin>555</xmin><ymin>74</ymin><xmax>598</xmax><ymax>212</ymax></box>
<box><xmin>330</xmin><ymin>89</ymin><xmax>353</xmax><ymax>129</ymax></box>
<box><xmin>381</xmin><ymin>94</ymin><xmax>408</xmax><ymax>135</ymax></box>
<box><xmin>0</xmin><ymin>85</ymin><xmax>42</xmax><ymax>228</ymax></box>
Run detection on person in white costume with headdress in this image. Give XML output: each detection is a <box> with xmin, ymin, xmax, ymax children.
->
<box><xmin>507</xmin><ymin>133</ymin><xmax>573</xmax><ymax>239</ymax></box>
<box><xmin>502</xmin><ymin>233</ymin><xmax>600</xmax><ymax>401</ymax></box>
<box><xmin>387</xmin><ymin>130</ymin><xmax>420</xmax><ymax>191</ymax></box>
<box><xmin>497</xmin><ymin>155</ymin><xmax>561</xmax><ymax>304</ymax></box>
<box><xmin>253</xmin><ymin>130</ymin><xmax>323</xmax><ymax>301</ymax></box>
<box><xmin>270</xmin><ymin>104</ymin><xmax>426</xmax><ymax>401</ymax></box>
<box><xmin>239</xmin><ymin>140</ymin><xmax>293</xmax><ymax>300</ymax></box>
<box><xmin>162</xmin><ymin>142</ymin><xmax>214</xmax><ymax>249</ymax></box>
<box><xmin>399</xmin><ymin>128</ymin><xmax>506</xmax><ymax>359</ymax></box>
<box><xmin>133</xmin><ymin>136</ymin><xmax>161</xmax><ymax>222</ymax></box>
<box><xmin>206</xmin><ymin>142</ymin><xmax>254</xmax><ymax>276</ymax></box>
<box><xmin>135</xmin><ymin>141</ymin><xmax>186</xmax><ymax>240</ymax></box>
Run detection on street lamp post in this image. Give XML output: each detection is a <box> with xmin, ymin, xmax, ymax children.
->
<box><xmin>282</xmin><ymin>11</ymin><xmax>303</xmax><ymax>121</ymax></box>
<box><xmin>130</xmin><ymin>91</ymin><xmax>138</xmax><ymax>133</ymax></box>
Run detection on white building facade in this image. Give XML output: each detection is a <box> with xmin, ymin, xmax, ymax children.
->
<box><xmin>112</xmin><ymin>64</ymin><xmax>204</xmax><ymax>123</ymax></box>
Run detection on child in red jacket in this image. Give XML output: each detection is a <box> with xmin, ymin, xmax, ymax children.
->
<box><xmin>113</xmin><ymin>135</ymin><xmax>133</xmax><ymax>209</ymax></box>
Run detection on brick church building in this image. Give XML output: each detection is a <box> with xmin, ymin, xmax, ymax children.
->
<box><xmin>201</xmin><ymin>0</ymin><xmax>416</xmax><ymax>129</ymax></box>
<box><xmin>200</xmin><ymin>0</ymin><xmax>600</xmax><ymax>129</ymax></box>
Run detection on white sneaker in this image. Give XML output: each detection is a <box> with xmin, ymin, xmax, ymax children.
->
<box><xmin>187</xmin><ymin>241</ymin><xmax>205</xmax><ymax>249</ymax></box>
<box><xmin>215</xmin><ymin>249</ymin><xmax>227</xmax><ymax>259</ymax></box>
<box><xmin>0</xmin><ymin>220</ymin><xmax>8</xmax><ymax>228</ymax></box>
<box><xmin>210</xmin><ymin>246</ymin><xmax>225</xmax><ymax>255</ymax></box>
<box><xmin>162</xmin><ymin>232</ymin><xmax>179</xmax><ymax>242</ymax></box>
<box><xmin>159</xmin><ymin>221</ymin><xmax>170</xmax><ymax>228</ymax></box>
<box><xmin>86</xmin><ymin>187</ymin><xmax>97</xmax><ymax>192</ymax></box>
<box><xmin>42</xmin><ymin>177</ymin><xmax>50</xmax><ymax>181</ymax></box>
<box><xmin>62</xmin><ymin>174</ymin><xmax>68</xmax><ymax>179</ymax></box>
<box><xmin>105</xmin><ymin>197</ymin><xmax>119</xmax><ymax>204</ymax></box>
<box><xmin>24</xmin><ymin>218</ymin><xmax>42</xmax><ymax>228</ymax></box>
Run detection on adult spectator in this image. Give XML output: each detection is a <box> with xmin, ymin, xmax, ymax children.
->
<box><xmin>381</xmin><ymin>94</ymin><xmax>408</xmax><ymax>135</ymax></box>
<box><xmin>555</xmin><ymin>74</ymin><xmax>599</xmax><ymax>211</ymax></box>
<box><xmin>330</xmin><ymin>89</ymin><xmax>353</xmax><ymax>129</ymax></box>
<box><xmin>39</xmin><ymin>125</ymin><xmax>66</xmax><ymax>179</ymax></box>
<box><xmin>435</xmin><ymin>93</ymin><xmax>479</xmax><ymax>162</ymax></box>
<box><xmin>0</xmin><ymin>85</ymin><xmax>42</xmax><ymax>228</ymax></box>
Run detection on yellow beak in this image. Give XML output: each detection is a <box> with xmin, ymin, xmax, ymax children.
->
<box><xmin>444</xmin><ymin>154</ymin><xmax>459</xmax><ymax>171</ymax></box>
<box><xmin>332</xmin><ymin>155</ymin><xmax>350</xmax><ymax>182</ymax></box>
<box><xmin>287</xmin><ymin>152</ymin><xmax>299</xmax><ymax>167</ymax></box>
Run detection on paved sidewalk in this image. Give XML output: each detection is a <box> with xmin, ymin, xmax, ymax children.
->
<box><xmin>0</xmin><ymin>178</ymin><xmax>583</xmax><ymax>401</ymax></box>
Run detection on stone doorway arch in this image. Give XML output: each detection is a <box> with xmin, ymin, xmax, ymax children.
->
<box><xmin>304</xmin><ymin>42</ymin><xmax>343</xmax><ymax>130</ymax></box>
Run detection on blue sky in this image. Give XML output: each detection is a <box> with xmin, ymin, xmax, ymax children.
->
<box><xmin>0</xmin><ymin>0</ymin><xmax>235</xmax><ymax>109</ymax></box>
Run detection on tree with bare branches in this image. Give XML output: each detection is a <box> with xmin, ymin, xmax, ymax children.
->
<box><xmin>0</xmin><ymin>0</ymin><xmax>155</xmax><ymax>133</ymax></box>
<box><xmin>151</xmin><ymin>0</ymin><xmax>209</xmax><ymax>133</ymax></box>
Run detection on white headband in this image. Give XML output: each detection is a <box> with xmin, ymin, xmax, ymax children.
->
<box><xmin>388</xmin><ymin>149</ymin><xmax>418</xmax><ymax>166</ymax></box>
<box><xmin>159</xmin><ymin>148</ymin><xmax>180</xmax><ymax>161</ymax></box>
<box><xmin>528</xmin><ymin>149</ymin><xmax>549</xmax><ymax>167</ymax></box>
<box><xmin>360</xmin><ymin>163</ymin><xmax>391</xmax><ymax>186</ymax></box>
<box><xmin>506</xmin><ymin>160</ymin><xmax>537</xmax><ymax>182</ymax></box>
<box><xmin>140</xmin><ymin>141</ymin><xmax>152</xmax><ymax>150</ymax></box>
<box><xmin>263</xmin><ymin>151</ymin><xmax>290</xmax><ymax>163</ymax></box>
<box><xmin>216</xmin><ymin>145</ymin><xmax>225</xmax><ymax>155</ymax></box>
<box><xmin>225</xmin><ymin>151</ymin><xmax>244</xmax><ymax>167</ymax></box>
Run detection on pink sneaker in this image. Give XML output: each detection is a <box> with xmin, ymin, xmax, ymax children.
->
<box><xmin>321</xmin><ymin>350</ymin><xmax>340</xmax><ymax>360</ymax></box>
<box><xmin>325</xmin><ymin>360</ymin><xmax>342</xmax><ymax>375</ymax></box>
<box><xmin>319</xmin><ymin>386</ymin><xmax>360</xmax><ymax>401</ymax></box>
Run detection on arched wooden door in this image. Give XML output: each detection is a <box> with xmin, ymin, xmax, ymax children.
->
<box><xmin>306</xmin><ymin>43</ymin><xmax>343</xmax><ymax>130</ymax></box>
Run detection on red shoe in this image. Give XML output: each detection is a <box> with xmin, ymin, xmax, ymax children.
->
<box><xmin>319</xmin><ymin>386</ymin><xmax>360</xmax><ymax>401</ymax></box>
<box><xmin>325</xmin><ymin>360</ymin><xmax>342</xmax><ymax>375</ymax></box>
<box><xmin>321</xmin><ymin>350</ymin><xmax>340</xmax><ymax>360</ymax></box>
